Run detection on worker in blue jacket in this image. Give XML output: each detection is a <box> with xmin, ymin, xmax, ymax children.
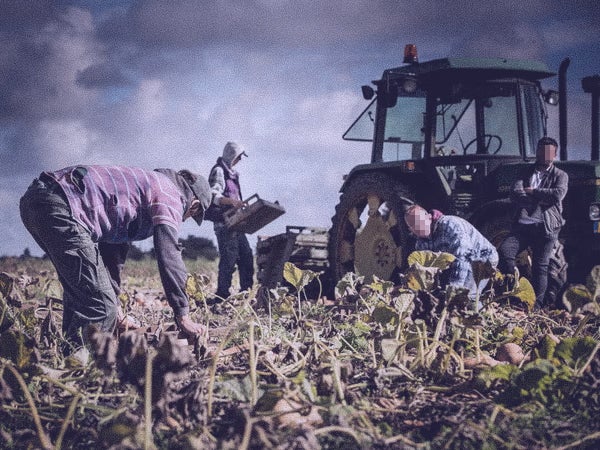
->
<box><xmin>404</xmin><ymin>204</ymin><xmax>498</xmax><ymax>297</ymax></box>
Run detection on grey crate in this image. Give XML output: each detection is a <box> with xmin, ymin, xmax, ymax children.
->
<box><xmin>224</xmin><ymin>194</ymin><xmax>285</xmax><ymax>234</ymax></box>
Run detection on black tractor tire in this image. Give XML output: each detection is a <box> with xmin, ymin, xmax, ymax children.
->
<box><xmin>476</xmin><ymin>208</ymin><xmax>568</xmax><ymax>308</ymax></box>
<box><xmin>328</xmin><ymin>173</ymin><xmax>414</xmax><ymax>288</ymax></box>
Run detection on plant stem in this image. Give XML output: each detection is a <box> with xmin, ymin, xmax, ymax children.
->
<box><xmin>555</xmin><ymin>431</ymin><xmax>600</xmax><ymax>450</ymax></box>
<box><xmin>55</xmin><ymin>393</ymin><xmax>81</xmax><ymax>450</ymax></box>
<box><xmin>144</xmin><ymin>349</ymin><xmax>155</xmax><ymax>450</ymax></box>
<box><xmin>207</xmin><ymin>324</ymin><xmax>244</xmax><ymax>417</ymax></box>
<box><xmin>576</xmin><ymin>342</ymin><xmax>600</xmax><ymax>376</ymax></box>
<box><xmin>5</xmin><ymin>363</ymin><xmax>53</xmax><ymax>450</ymax></box>
<box><xmin>314</xmin><ymin>426</ymin><xmax>361</xmax><ymax>445</ymax></box>
<box><xmin>249</xmin><ymin>322</ymin><xmax>258</xmax><ymax>407</ymax></box>
<box><xmin>239</xmin><ymin>411</ymin><xmax>255</xmax><ymax>450</ymax></box>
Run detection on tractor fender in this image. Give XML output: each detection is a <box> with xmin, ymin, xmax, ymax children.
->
<box><xmin>470</xmin><ymin>198</ymin><xmax>516</xmax><ymax>230</ymax></box>
<box><xmin>339</xmin><ymin>162</ymin><xmax>423</xmax><ymax>194</ymax></box>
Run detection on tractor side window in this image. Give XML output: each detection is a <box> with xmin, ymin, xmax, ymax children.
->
<box><xmin>342</xmin><ymin>93</ymin><xmax>426</xmax><ymax>162</ymax></box>
<box><xmin>343</xmin><ymin>98</ymin><xmax>376</xmax><ymax>142</ymax></box>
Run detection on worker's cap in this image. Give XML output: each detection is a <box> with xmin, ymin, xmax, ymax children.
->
<box><xmin>178</xmin><ymin>170</ymin><xmax>212</xmax><ymax>225</ymax></box>
<box><xmin>222</xmin><ymin>141</ymin><xmax>248</xmax><ymax>164</ymax></box>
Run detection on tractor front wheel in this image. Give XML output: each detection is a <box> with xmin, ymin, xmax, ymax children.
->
<box><xmin>328</xmin><ymin>174</ymin><xmax>413</xmax><ymax>286</ymax></box>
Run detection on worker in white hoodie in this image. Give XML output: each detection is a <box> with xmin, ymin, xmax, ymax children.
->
<box><xmin>206</xmin><ymin>142</ymin><xmax>254</xmax><ymax>302</ymax></box>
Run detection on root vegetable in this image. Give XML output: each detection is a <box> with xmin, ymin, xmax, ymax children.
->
<box><xmin>496</xmin><ymin>343</ymin><xmax>525</xmax><ymax>365</ymax></box>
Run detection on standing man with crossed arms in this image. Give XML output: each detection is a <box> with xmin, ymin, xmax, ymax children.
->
<box><xmin>498</xmin><ymin>137</ymin><xmax>569</xmax><ymax>309</ymax></box>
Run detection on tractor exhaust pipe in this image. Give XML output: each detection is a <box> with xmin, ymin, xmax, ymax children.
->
<box><xmin>582</xmin><ymin>75</ymin><xmax>600</xmax><ymax>161</ymax></box>
<box><xmin>558</xmin><ymin>58</ymin><xmax>570</xmax><ymax>161</ymax></box>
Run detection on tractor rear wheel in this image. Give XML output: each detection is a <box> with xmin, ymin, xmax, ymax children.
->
<box><xmin>329</xmin><ymin>174</ymin><xmax>413</xmax><ymax>285</ymax></box>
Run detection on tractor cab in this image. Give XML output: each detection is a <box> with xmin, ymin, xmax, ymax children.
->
<box><xmin>328</xmin><ymin>45</ymin><xmax>599</xmax><ymax>293</ymax></box>
<box><xmin>343</xmin><ymin>48</ymin><xmax>556</xmax><ymax>216</ymax></box>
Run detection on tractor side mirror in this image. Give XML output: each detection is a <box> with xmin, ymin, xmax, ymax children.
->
<box><xmin>361</xmin><ymin>85</ymin><xmax>375</xmax><ymax>100</ymax></box>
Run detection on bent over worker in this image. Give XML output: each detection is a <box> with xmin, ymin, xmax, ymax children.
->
<box><xmin>404</xmin><ymin>205</ymin><xmax>498</xmax><ymax>297</ymax></box>
<box><xmin>20</xmin><ymin>165</ymin><xmax>212</xmax><ymax>354</ymax></box>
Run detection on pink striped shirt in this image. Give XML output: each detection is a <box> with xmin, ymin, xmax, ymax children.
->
<box><xmin>47</xmin><ymin>165</ymin><xmax>184</xmax><ymax>242</ymax></box>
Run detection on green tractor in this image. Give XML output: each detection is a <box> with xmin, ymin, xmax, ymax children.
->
<box><xmin>328</xmin><ymin>45</ymin><xmax>600</xmax><ymax>302</ymax></box>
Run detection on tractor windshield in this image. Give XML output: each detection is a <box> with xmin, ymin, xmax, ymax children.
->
<box><xmin>433</xmin><ymin>82</ymin><xmax>521</xmax><ymax>156</ymax></box>
<box><xmin>343</xmin><ymin>80</ymin><xmax>544</xmax><ymax>161</ymax></box>
<box><xmin>434</xmin><ymin>82</ymin><xmax>546</xmax><ymax>158</ymax></box>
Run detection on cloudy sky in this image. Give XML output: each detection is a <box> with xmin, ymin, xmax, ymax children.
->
<box><xmin>1</xmin><ymin>0</ymin><xmax>599</xmax><ymax>256</ymax></box>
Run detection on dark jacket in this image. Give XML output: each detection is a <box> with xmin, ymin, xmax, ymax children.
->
<box><xmin>510</xmin><ymin>164</ymin><xmax>569</xmax><ymax>236</ymax></box>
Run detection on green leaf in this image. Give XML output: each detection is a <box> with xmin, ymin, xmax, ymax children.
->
<box><xmin>471</xmin><ymin>260</ymin><xmax>496</xmax><ymax>284</ymax></box>
<box><xmin>185</xmin><ymin>272</ymin><xmax>211</xmax><ymax>301</ymax></box>
<box><xmin>445</xmin><ymin>285</ymin><xmax>471</xmax><ymax>310</ymax></box>
<box><xmin>554</xmin><ymin>337</ymin><xmax>598</xmax><ymax>369</ymax></box>
<box><xmin>534</xmin><ymin>335</ymin><xmax>558</xmax><ymax>360</ymax></box>
<box><xmin>513</xmin><ymin>359</ymin><xmax>554</xmax><ymax>390</ymax></box>
<box><xmin>269</xmin><ymin>286</ymin><xmax>289</xmax><ymax>301</ymax></box>
<box><xmin>0</xmin><ymin>330</ymin><xmax>39</xmax><ymax>370</ymax></box>
<box><xmin>185</xmin><ymin>273</ymin><xmax>201</xmax><ymax>298</ymax></box>
<box><xmin>0</xmin><ymin>272</ymin><xmax>14</xmax><ymax>298</ymax></box>
<box><xmin>392</xmin><ymin>289</ymin><xmax>416</xmax><ymax>316</ymax></box>
<box><xmin>371</xmin><ymin>303</ymin><xmax>397</xmax><ymax>325</ymax></box>
<box><xmin>100</xmin><ymin>412</ymin><xmax>139</xmax><ymax>446</ymax></box>
<box><xmin>562</xmin><ymin>284</ymin><xmax>593</xmax><ymax>313</ymax></box>
<box><xmin>458</xmin><ymin>311</ymin><xmax>485</xmax><ymax>328</ymax></box>
<box><xmin>513</xmin><ymin>277</ymin><xmax>536</xmax><ymax>311</ymax></box>
<box><xmin>380</xmin><ymin>338</ymin><xmax>402</xmax><ymax>362</ymax></box>
<box><xmin>334</xmin><ymin>272</ymin><xmax>364</xmax><ymax>298</ymax></box>
<box><xmin>369</xmin><ymin>276</ymin><xmax>394</xmax><ymax>295</ymax></box>
<box><xmin>0</xmin><ymin>272</ymin><xmax>24</xmax><ymax>307</ymax></box>
<box><xmin>217</xmin><ymin>375</ymin><xmax>257</xmax><ymax>403</ymax></box>
<box><xmin>0</xmin><ymin>296</ymin><xmax>15</xmax><ymax>333</ymax></box>
<box><xmin>283</xmin><ymin>262</ymin><xmax>318</xmax><ymax>291</ymax></box>
<box><xmin>406</xmin><ymin>263</ymin><xmax>438</xmax><ymax>291</ymax></box>
<box><xmin>407</xmin><ymin>251</ymin><xmax>456</xmax><ymax>270</ymax></box>
<box><xmin>41</xmin><ymin>278</ymin><xmax>63</xmax><ymax>300</ymax></box>
<box><xmin>477</xmin><ymin>362</ymin><xmax>518</xmax><ymax>388</ymax></box>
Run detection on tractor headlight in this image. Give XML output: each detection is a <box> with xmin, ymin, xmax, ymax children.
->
<box><xmin>590</xmin><ymin>203</ymin><xmax>600</xmax><ymax>221</ymax></box>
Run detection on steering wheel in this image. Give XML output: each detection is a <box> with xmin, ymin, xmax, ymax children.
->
<box><xmin>463</xmin><ymin>134</ymin><xmax>503</xmax><ymax>155</ymax></box>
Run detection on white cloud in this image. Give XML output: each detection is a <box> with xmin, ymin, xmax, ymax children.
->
<box><xmin>1</xmin><ymin>0</ymin><xmax>599</xmax><ymax>256</ymax></box>
<box><xmin>36</xmin><ymin>120</ymin><xmax>96</xmax><ymax>166</ymax></box>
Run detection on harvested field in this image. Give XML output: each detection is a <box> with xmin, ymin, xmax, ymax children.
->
<box><xmin>1</xmin><ymin>255</ymin><xmax>599</xmax><ymax>449</ymax></box>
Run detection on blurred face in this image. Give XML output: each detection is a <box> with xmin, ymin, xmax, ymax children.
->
<box><xmin>405</xmin><ymin>206</ymin><xmax>432</xmax><ymax>238</ymax></box>
<box><xmin>536</xmin><ymin>143</ymin><xmax>557</xmax><ymax>167</ymax></box>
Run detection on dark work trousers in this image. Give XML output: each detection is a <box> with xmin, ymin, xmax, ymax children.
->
<box><xmin>498</xmin><ymin>223</ymin><xmax>557</xmax><ymax>308</ymax></box>
<box><xmin>214</xmin><ymin>222</ymin><xmax>254</xmax><ymax>299</ymax></box>
<box><xmin>98</xmin><ymin>242</ymin><xmax>130</xmax><ymax>296</ymax></box>
<box><xmin>19</xmin><ymin>177</ymin><xmax>118</xmax><ymax>354</ymax></box>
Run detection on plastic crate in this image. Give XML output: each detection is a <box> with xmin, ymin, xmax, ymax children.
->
<box><xmin>223</xmin><ymin>194</ymin><xmax>285</xmax><ymax>234</ymax></box>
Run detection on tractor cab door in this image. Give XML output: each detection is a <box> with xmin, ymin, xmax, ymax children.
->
<box><xmin>343</xmin><ymin>90</ymin><xmax>427</xmax><ymax>163</ymax></box>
